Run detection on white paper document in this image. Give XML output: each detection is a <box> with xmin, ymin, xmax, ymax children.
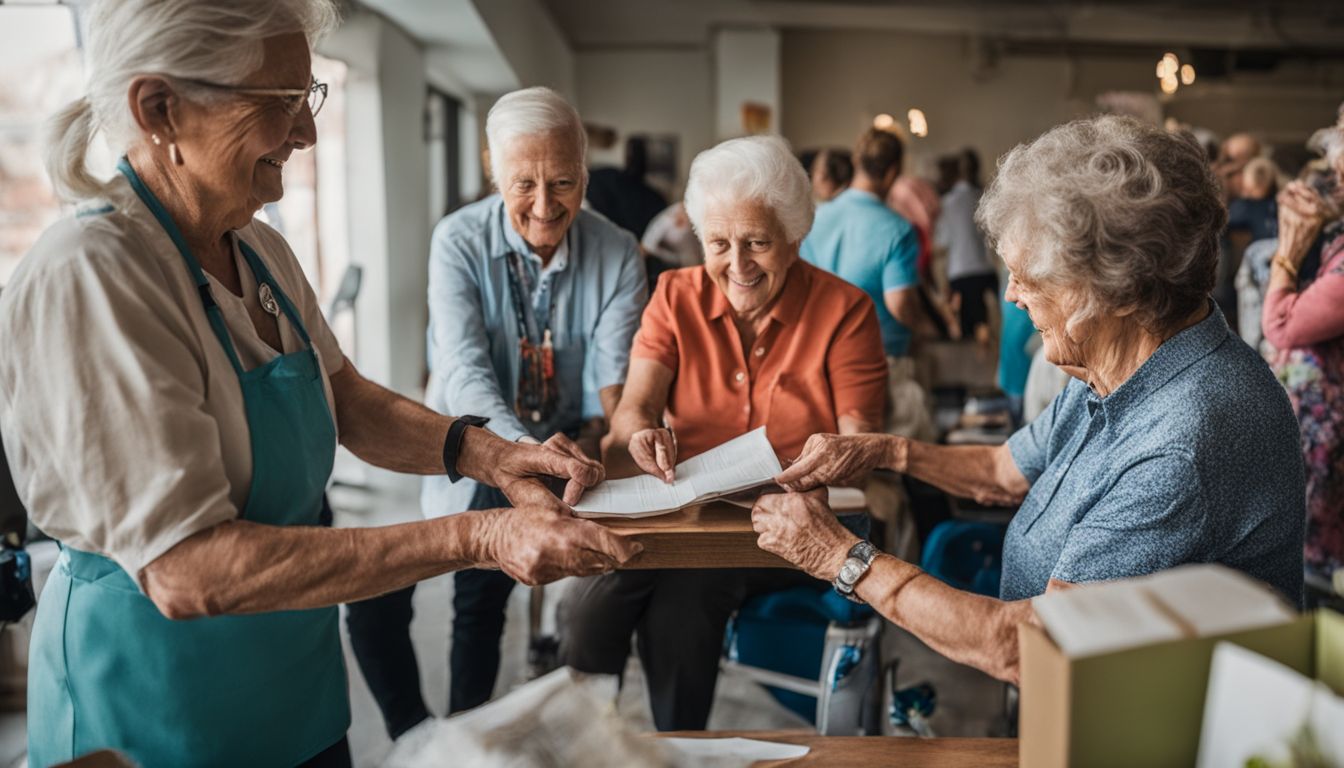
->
<box><xmin>1032</xmin><ymin>564</ymin><xmax>1295</xmax><ymax>658</ymax></box>
<box><xmin>661</xmin><ymin>736</ymin><xmax>811</xmax><ymax>766</ymax></box>
<box><xmin>572</xmin><ymin>427</ymin><xmax>783</xmax><ymax>518</ymax></box>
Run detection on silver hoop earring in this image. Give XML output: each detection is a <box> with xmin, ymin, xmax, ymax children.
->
<box><xmin>169</xmin><ymin>142</ymin><xmax>182</xmax><ymax>166</ymax></box>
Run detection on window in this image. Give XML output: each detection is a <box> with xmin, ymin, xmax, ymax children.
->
<box><xmin>0</xmin><ymin>5</ymin><xmax>356</xmax><ymax>352</ymax></box>
<box><xmin>260</xmin><ymin>54</ymin><xmax>354</xmax><ymax>353</ymax></box>
<box><xmin>0</xmin><ymin>5</ymin><xmax>88</xmax><ymax>286</ymax></box>
<box><xmin>426</xmin><ymin>88</ymin><xmax>463</xmax><ymax>221</ymax></box>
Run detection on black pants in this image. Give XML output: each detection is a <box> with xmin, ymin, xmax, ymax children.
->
<box><xmin>949</xmin><ymin>272</ymin><xmax>999</xmax><ymax>335</ymax></box>
<box><xmin>557</xmin><ymin>567</ymin><xmax>818</xmax><ymax>731</ymax></box>
<box><xmin>344</xmin><ymin>567</ymin><xmax>519</xmax><ymax>730</ymax></box>
<box><xmin>346</xmin><ymin>585</ymin><xmax>430</xmax><ymax>739</ymax></box>
<box><xmin>343</xmin><ymin>485</ymin><xmax>516</xmax><ymax>739</ymax></box>
<box><xmin>450</xmin><ymin>566</ymin><xmax>517</xmax><ymax>712</ymax></box>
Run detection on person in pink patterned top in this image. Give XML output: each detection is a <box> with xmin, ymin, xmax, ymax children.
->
<box><xmin>1262</xmin><ymin>109</ymin><xmax>1344</xmax><ymax>588</ymax></box>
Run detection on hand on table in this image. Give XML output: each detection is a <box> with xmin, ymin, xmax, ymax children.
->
<box><xmin>751</xmin><ymin>488</ymin><xmax>860</xmax><ymax>581</ymax></box>
<box><xmin>774</xmin><ymin>433</ymin><xmax>898</xmax><ymax>492</ymax></box>
<box><xmin>477</xmin><ymin>483</ymin><xmax>643</xmax><ymax>585</ymax></box>
<box><xmin>458</xmin><ymin>427</ymin><xmax>605</xmax><ymax>505</ymax></box>
<box><xmin>629</xmin><ymin>427</ymin><xmax>677</xmax><ymax>483</ymax></box>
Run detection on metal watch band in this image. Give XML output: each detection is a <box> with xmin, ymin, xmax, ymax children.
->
<box><xmin>443</xmin><ymin>415</ymin><xmax>490</xmax><ymax>483</ymax></box>
<box><xmin>834</xmin><ymin>540</ymin><xmax>880</xmax><ymax>604</ymax></box>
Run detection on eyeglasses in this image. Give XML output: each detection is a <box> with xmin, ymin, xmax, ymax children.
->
<box><xmin>178</xmin><ymin>75</ymin><xmax>328</xmax><ymax>117</ymax></box>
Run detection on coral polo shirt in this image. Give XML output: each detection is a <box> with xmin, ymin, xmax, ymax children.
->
<box><xmin>631</xmin><ymin>260</ymin><xmax>887</xmax><ymax>463</ymax></box>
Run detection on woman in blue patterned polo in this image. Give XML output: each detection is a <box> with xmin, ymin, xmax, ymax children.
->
<box><xmin>748</xmin><ymin>115</ymin><xmax>1305</xmax><ymax>683</ymax></box>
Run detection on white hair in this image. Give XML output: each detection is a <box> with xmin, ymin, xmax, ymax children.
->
<box><xmin>485</xmin><ymin>87</ymin><xmax>587</xmax><ymax>187</ymax></box>
<box><xmin>1307</xmin><ymin>102</ymin><xmax>1344</xmax><ymax>171</ymax></box>
<box><xmin>684</xmin><ymin>135</ymin><xmax>814</xmax><ymax>245</ymax></box>
<box><xmin>44</xmin><ymin>0</ymin><xmax>339</xmax><ymax>201</ymax></box>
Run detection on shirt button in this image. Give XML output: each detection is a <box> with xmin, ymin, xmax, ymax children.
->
<box><xmin>754</xmin><ymin>347</ymin><xmax>765</xmax><ymax>357</ymax></box>
<box><xmin>735</xmin><ymin>371</ymin><xmax>745</xmax><ymax>383</ymax></box>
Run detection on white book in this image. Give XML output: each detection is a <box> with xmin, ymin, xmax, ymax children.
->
<box><xmin>572</xmin><ymin>427</ymin><xmax>783</xmax><ymax>519</ymax></box>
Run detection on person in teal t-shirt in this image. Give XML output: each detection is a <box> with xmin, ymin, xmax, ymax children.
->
<box><xmin>802</xmin><ymin>128</ymin><xmax>931</xmax><ymax>439</ymax></box>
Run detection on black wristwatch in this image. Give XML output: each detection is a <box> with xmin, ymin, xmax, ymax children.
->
<box><xmin>443</xmin><ymin>415</ymin><xmax>490</xmax><ymax>483</ymax></box>
<box><xmin>833</xmin><ymin>541</ymin><xmax>880</xmax><ymax>604</ymax></box>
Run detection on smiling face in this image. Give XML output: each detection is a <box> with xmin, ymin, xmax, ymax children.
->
<box><xmin>1001</xmin><ymin>244</ymin><xmax>1090</xmax><ymax>373</ymax></box>
<box><xmin>700</xmin><ymin>199</ymin><xmax>798</xmax><ymax>323</ymax></box>
<box><xmin>498</xmin><ymin>131</ymin><xmax>585</xmax><ymax>260</ymax></box>
<box><xmin>172</xmin><ymin>33</ymin><xmax>316</xmax><ymax>229</ymax></box>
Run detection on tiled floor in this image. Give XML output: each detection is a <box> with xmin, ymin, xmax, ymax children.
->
<box><xmin>3</xmin><ymin>462</ymin><xmax>1006</xmax><ymax>768</ymax></box>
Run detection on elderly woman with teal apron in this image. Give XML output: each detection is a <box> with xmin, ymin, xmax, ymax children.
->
<box><xmin>0</xmin><ymin>2</ymin><xmax>638</xmax><ymax>766</ymax></box>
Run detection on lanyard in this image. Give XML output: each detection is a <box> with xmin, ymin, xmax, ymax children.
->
<box><xmin>503</xmin><ymin>251</ymin><xmax>558</xmax><ymax>345</ymax></box>
<box><xmin>503</xmin><ymin>251</ymin><xmax>559</xmax><ymax>423</ymax></box>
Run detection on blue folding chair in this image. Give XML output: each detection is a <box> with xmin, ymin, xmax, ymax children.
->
<box><xmin>723</xmin><ymin>584</ymin><xmax>884</xmax><ymax>735</ymax></box>
<box><xmin>919</xmin><ymin>519</ymin><xmax>1008</xmax><ymax>597</ymax></box>
<box><xmin>720</xmin><ymin>508</ymin><xmax>883</xmax><ymax>734</ymax></box>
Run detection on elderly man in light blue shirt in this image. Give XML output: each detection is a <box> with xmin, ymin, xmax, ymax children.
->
<box><xmin>345</xmin><ymin>87</ymin><xmax>645</xmax><ymax>736</ymax></box>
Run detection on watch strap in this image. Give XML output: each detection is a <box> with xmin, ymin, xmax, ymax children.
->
<box><xmin>834</xmin><ymin>540</ymin><xmax>880</xmax><ymax>604</ymax></box>
<box><xmin>443</xmin><ymin>415</ymin><xmax>490</xmax><ymax>483</ymax></box>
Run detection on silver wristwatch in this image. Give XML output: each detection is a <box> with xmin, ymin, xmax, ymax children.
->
<box><xmin>833</xmin><ymin>541</ymin><xmax>879</xmax><ymax>604</ymax></box>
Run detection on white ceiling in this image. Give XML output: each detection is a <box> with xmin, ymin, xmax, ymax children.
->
<box><xmin>358</xmin><ymin>0</ymin><xmax>519</xmax><ymax>93</ymax></box>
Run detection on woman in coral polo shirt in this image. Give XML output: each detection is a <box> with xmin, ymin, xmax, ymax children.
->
<box><xmin>558</xmin><ymin>135</ymin><xmax>888</xmax><ymax>731</ymax></box>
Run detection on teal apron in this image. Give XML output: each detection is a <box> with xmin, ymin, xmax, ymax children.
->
<box><xmin>27</xmin><ymin>159</ymin><xmax>349</xmax><ymax>767</ymax></box>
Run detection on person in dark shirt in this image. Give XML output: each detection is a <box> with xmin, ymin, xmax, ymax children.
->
<box><xmin>1228</xmin><ymin>156</ymin><xmax>1280</xmax><ymax>243</ymax></box>
<box><xmin>585</xmin><ymin>136</ymin><xmax>668</xmax><ymax>239</ymax></box>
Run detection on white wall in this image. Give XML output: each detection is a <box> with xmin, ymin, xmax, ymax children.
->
<box><xmin>714</xmin><ymin>27</ymin><xmax>780</xmax><ymax>141</ymax></box>
<box><xmin>576</xmin><ymin>48</ymin><xmax>714</xmax><ymax>197</ymax></box>
<box><xmin>321</xmin><ymin>11</ymin><xmax>430</xmax><ymax>396</ymax></box>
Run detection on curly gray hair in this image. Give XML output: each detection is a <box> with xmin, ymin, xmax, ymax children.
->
<box><xmin>976</xmin><ymin>115</ymin><xmax>1226</xmax><ymax>335</ymax></box>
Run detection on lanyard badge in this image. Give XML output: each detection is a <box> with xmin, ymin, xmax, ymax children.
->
<box><xmin>505</xmin><ymin>253</ymin><xmax>559</xmax><ymax>424</ymax></box>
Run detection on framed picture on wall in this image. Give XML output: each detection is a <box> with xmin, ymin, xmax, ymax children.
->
<box><xmin>741</xmin><ymin>102</ymin><xmax>772</xmax><ymax>135</ymax></box>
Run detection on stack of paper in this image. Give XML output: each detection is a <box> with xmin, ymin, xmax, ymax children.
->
<box><xmin>572</xmin><ymin>428</ymin><xmax>782</xmax><ymax>519</ymax></box>
<box><xmin>1031</xmin><ymin>564</ymin><xmax>1296</xmax><ymax>657</ymax></box>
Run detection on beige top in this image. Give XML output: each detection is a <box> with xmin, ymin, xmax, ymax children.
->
<box><xmin>0</xmin><ymin>173</ymin><xmax>344</xmax><ymax>581</ymax></box>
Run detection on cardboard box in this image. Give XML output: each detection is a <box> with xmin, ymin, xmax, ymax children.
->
<box><xmin>1018</xmin><ymin>608</ymin><xmax>1344</xmax><ymax>768</ymax></box>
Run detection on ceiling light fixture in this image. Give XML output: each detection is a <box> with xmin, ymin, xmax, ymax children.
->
<box><xmin>907</xmin><ymin>108</ymin><xmax>928</xmax><ymax>138</ymax></box>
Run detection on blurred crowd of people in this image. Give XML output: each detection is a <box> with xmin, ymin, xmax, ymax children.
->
<box><xmin>585</xmin><ymin>112</ymin><xmax>1344</xmax><ymax>597</ymax></box>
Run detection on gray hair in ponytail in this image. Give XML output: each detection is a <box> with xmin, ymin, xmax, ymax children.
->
<box><xmin>45</xmin><ymin>0</ymin><xmax>340</xmax><ymax>201</ymax></box>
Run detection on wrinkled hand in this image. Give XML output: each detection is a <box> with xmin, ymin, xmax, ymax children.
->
<box><xmin>629</xmin><ymin>427</ymin><xmax>677</xmax><ymax>483</ymax></box>
<box><xmin>477</xmin><ymin>499</ymin><xmax>643</xmax><ymax>586</ymax></box>
<box><xmin>774</xmin><ymin>433</ymin><xmax>896</xmax><ymax>491</ymax></box>
<box><xmin>1277</xmin><ymin>181</ymin><xmax>1328</xmax><ymax>266</ymax></box>
<box><xmin>751</xmin><ymin>488</ymin><xmax>858</xmax><ymax>580</ymax></box>
<box><xmin>458</xmin><ymin>427</ymin><xmax>605</xmax><ymax>506</ymax></box>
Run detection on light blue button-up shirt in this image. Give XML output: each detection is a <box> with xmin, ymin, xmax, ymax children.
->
<box><xmin>421</xmin><ymin>195</ymin><xmax>647</xmax><ymax>517</ymax></box>
<box><xmin>1001</xmin><ymin>304</ymin><xmax>1305</xmax><ymax>605</ymax></box>
<box><xmin>801</xmin><ymin>189</ymin><xmax>919</xmax><ymax>357</ymax></box>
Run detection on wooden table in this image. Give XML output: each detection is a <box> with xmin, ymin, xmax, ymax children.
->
<box><xmin>593</xmin><ymin>501</ymin><xmax>793</xmax><ymax>569</ymax></box>
<box><xmin>657</xmin><ymin>731</ymin><xmax>1018</xmax><ymax>767</ymax></box>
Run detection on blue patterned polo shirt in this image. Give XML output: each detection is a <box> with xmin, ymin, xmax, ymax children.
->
<box><xmin>1001</xmin><ymin>304</ymin><xmax>1305</xmax><ymax>605</ymax></box>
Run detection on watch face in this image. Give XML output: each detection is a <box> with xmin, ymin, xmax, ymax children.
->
<box><xmin>840</xmin><ymin>562</ymin><xmax>862</xmax><ymax>583</ymax></box>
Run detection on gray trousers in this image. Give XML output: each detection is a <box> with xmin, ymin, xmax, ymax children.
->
<box><xmin>557</xmin><ymin>567</ymin><xmax>818</xmax><ymax>731</ymax></box>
